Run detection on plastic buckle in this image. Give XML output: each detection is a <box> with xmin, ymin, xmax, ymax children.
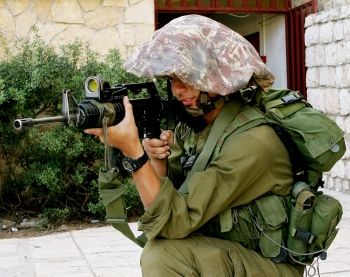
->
<box><xmin>281</xmin><ymin>92</ymin><xmax>302</xmax><ymax>104</ymax></box>
<box><xmin>295</xmin><ymin>229</ymin><xmax>315</xmax><ymax>244</ymax></box>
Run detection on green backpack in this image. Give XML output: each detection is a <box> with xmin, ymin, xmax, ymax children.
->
<box><xmin>236</xmin><ymin>87</ymin><xmax>345</xmax><ymax>263</ymax></box>
<box><xmin>197</xmin><ymin>87</ymin><xmax>345</xmax><ymax>264</ymax></box>
<box><xmin>242</xmin><ymin>87</ymin><xmax>346</xmax><ymax>190</ymax></box>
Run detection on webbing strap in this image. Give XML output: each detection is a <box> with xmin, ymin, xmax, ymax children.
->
<box><xmin>290</xmin><ymin>226</ymin><xmax>315</xmax><ymax>244</ymax></box>
<box><xmin>178</xmin><ymin>100</ymin><xmax>241</xmax><ymax>193</ymax></box>
<box><xmin>109</xmin><ymin>220</ymin><xmax>147</xmax><ymax>248</ymax></box>
<box><xmin>295</xmin><ymin>190</ymin><xmax>316</xmax><ymax>210</ymax></box>
<box><xmin>265</xmin><ymin>98</ymin><xmax>285</xmax><ymax>109</ymax></box>
<box><xmin>98</xmin><ymin>170</ymin><xmax>146</xmax><ymax>248</ymax></box>
<box><xmin>264</xmin><ymin>91</ymin><xmax>303</xmax><ymax>110</ymax></box>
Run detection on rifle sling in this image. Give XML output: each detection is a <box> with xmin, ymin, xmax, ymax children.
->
<box><xmin>98</xmin><ymin>169</ymin><xmax>146</xmax><ymax>248</ymax></box>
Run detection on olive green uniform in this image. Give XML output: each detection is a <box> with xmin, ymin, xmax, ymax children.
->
<box><xmin>138</xmin><ymin>99</ymin><xmax>304</xmax><ymax>276</ymax></box>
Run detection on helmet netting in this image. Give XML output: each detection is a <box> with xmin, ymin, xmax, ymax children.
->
<box><xmin>124</xmin><ymin>14</ymin><xmax>274</xmax><ymax>96</ymax></box>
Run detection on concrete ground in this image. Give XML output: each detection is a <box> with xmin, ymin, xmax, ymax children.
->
<box><xmin>0</xmin><ymin>188</ymin><xmax>349</xmax><ymax>277</ymax></box>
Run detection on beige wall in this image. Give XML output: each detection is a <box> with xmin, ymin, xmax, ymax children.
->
<box><xmin>0</xmin><ymin>0</ymin><xmax>155</xmax><ymax>59</ymax></box>
<box><xmin>292</xmin><ymin>0</ymin><xmax>311</xmax><ymax>8</ymax></box>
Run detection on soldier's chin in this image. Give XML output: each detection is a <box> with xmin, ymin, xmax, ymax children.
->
<box><xmin>172</xmin><ymin>100</ymin><xmax>208</xmax><ymax>133</ymax></box>
<box><xmin>184</xmin><ymin>107</ymin><xmax>204</xmax><ymax>117</ymax></box>
<box><xmin>186</xmin><ymin>115</ymin><xmax>208</xmax><ymax>133</ymax></box>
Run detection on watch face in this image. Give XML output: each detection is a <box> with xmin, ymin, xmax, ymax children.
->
<box><xmin>122</xmin><ymin>160</ymin><xmax>134</xmax><ymax>172</ymax></box>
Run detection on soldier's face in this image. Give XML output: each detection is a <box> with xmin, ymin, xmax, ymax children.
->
<box><xmin>169</xmin><ymin>77</ymin><xmax>200</xmax><ymax>109</ymax></box>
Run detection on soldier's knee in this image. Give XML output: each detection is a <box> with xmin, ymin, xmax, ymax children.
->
<box><xmin>141</xmin><ymin>238</ymin><xmax>169</xmax><ymax>269</ymax></box>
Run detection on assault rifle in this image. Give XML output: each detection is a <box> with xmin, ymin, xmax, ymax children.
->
<box><xmin>14</xmin><ymin>76</ymin><xmax>169</xmax><ymax>139</ymax></box>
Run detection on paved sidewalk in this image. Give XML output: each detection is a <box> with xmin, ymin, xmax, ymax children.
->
<box><xmin>0</xmin><ymin>188</ymin><xmax>349</xmax><ymax>277</ymax></box>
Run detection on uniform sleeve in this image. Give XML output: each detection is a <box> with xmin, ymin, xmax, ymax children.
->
<box><xmin>138</xmin><ymin>125</ymin><xmax>293</xmax><ymax>240</ymax></box>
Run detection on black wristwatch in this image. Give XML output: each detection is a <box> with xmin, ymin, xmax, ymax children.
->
<box><xmin>121</xmin><ymin>151</ymin><xmax>149</xmax><ymax>173</ymax></box>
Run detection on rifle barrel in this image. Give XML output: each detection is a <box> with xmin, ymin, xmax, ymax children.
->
<box><xmin>14</xmin><ymin>116</ymin><xmax>69</xmax><ymax>131</ymax></box>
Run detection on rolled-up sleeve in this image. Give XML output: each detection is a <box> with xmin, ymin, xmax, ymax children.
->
<box><xmin>138</xmin><ymin>177</ymin><xmax>175</xmax><ymax>240</ymax></box>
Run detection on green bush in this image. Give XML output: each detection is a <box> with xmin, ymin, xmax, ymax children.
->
<box><xmin>38</xmin><ymin>207</ymin><xmax>72</xmax><ymax>229</ymax></box>
<box><xmin>0</xmin><ymin>36</ymin><xmax>148</xmax><ymax>224</ymax></box>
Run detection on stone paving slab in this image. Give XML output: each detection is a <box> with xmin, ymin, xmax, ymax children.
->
<box><xmin>0</xmin><ymin>224</ymin><xmax>143</xmax><ymax>277</ymax></box>
<box><xmin>0</xmin><ymin>188</ymin><xmax>349</xmax><ymax>277</ymax></box>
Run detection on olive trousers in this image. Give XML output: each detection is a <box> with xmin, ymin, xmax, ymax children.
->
<box><xmin>141</xmin><ymin>234</ymin><xmax>304</xmax><ymax>277</ymax></box>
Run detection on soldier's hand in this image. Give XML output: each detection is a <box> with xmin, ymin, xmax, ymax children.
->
<box><xmin>142</xmin><ymin>130</ymin><xmax>174</xmax><ymax>160</ymax></box>
<box><xmin>84</xmin><ymin>96</ymin><xmax>142</xmax><ymax>157</ymax></box>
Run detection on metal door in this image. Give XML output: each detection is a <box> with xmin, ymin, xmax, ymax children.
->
<box><xmin>286</xmin><ymin>0</ymin><xmax>317</xmax><ymax>97</ymax></box>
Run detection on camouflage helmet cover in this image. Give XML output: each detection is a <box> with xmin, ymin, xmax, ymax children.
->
<box><xmin>124</xmin><ymin>14</ymin><xmax>275</xmax><ymax>95</ymax></box>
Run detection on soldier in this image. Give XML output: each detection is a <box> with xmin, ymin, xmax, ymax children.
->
<box><xmin>85</xmin><ymin>14</ymin><xmax>304</xmax><ymax>276</ymax></box>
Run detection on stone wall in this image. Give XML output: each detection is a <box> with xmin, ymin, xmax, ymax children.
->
<box><xmin>0</xmin><ymin>0</ymin><xmax>155</xmax><ymax>59</ymax></box>
<box><xmin>317</xmin><ymin>0</ymin><xmax>350</xmax><ymax>11</ymax></box>
<box><xmin>305</xmin><ymin>4</ymin><xmax>350</xmax><ymax>192</ymax></box>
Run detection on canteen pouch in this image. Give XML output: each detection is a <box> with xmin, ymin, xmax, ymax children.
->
<box><xmin>286</xmin><ymin>187</ymin><xmax>316</xmax><ymax>262</ymax></box>
<box><xmin>287</xmin><ymin>204</ymin><xmax>314</xmax><ymax>261</ymax></box>
<box><xmin>308</xmin><ymin>193</ymin><xmax>342</xmax><ymax>257</ymax></box>
<box><xmin>286</xmin><ymin>192</ymin><xmax>342</xmax><ymax>263</ymax></box>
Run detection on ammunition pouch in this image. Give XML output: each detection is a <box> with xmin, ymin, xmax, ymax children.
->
<box><xmin>202</xmin><ymin>194</ymin><xmax>289</xmax><ymax>261</ymax></box>
<box><xmin>201</xmin><ymin>190</ymin><xmax>342</xmax><ymax>264</ymax></box>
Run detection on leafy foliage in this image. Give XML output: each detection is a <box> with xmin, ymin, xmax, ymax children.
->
<box><xmin>0</xmin><ymin>36</ymin><xmax>149</xmax><ymax>224</ymax></box>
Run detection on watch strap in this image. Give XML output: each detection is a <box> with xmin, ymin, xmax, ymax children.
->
<box><xmin>122</xmin><ymin>151</ymin><xmax>149</xmax><ymax>172</ymax></box>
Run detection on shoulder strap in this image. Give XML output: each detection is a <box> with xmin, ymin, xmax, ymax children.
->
<box><xmin>214</xmin><ymin>106</ymin><xmax>267</xmax><ymax>155</ymax></box>
<box><xmin>178</xmin><ymin>100</ymin><xmax>240</xmax><ymax>193</ymax></box>
<box><xmin>178</xmin><ymin>101</ymin><xmax>267</xmax><ymax>194</ymax></box>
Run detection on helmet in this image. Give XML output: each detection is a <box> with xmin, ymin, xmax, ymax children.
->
<box><xmin>124</xmin><ymin>14</ymin><xmax>274</xmax><ymax>96</ymax></box>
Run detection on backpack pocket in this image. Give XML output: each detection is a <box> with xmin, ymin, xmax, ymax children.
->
<box><xmin>266</xmin><ymin>103</ymin><xmax>345</xmax><ymax>187</ymax></box>
<box><xmin>287</xmin><ymin>204</ymin><xmax>314</xmax><ymax>261</ymax></box>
